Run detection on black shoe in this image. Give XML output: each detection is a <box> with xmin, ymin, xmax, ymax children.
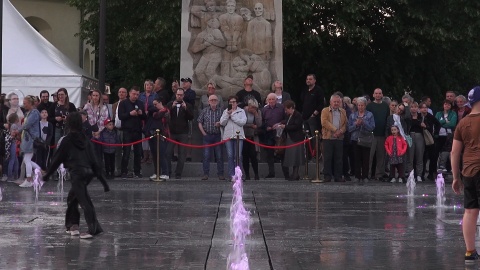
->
<box><xmin>344</xmin><ymin>175</ymin><xmax>351</xmax><ymax>182</ymax></box>
<box><xmin>245</xmin><ymin>175</ymin><xmax>251</xmax><ymax>180</ymax></box>
<box><xmin>175</xmin><ymin>174</ymin><xmax>181</xmax><ymax>179</ymax></box>
<box><xmin>265</xmin><ymin>174</ymin><xmax>275</xmax><ymax>179</ymax></box>
<box><xmin>121</xmin><ymin>173</ymin><xmax>133</xmax><ymax>179</ymax></box>
<box><xmin>254</xmin><ymin>175</ymin><xmax>259</xmax><ymax>180</ymax></box>
<box><xmin>172</xmin><ymin>156</ymin><xmax>178</xmax><ymax>162</ymax></box>
<box><xmin>133</xmin><ymin>173</ymin><xmax>142</xmax><ymax>179</ymax></box>
<box><xmin>465</xmin><ymin>250</ymin><xmax>479</xmax><ymax>263</ymax></box>
<box><xmin>186</xmin><ymin>157</ymin><xmax>192</xmax><ymax>162</ymax></box>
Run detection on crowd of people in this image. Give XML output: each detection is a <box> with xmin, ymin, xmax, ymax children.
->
<box><xmin>0</xmin><ymin>74</ymin><xmax>477</xmax><ymax>184</ymax></box>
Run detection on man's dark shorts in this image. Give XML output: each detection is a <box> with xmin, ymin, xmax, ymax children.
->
<box><xmin>464</xmin><ymin>172</ymin><xmax>480</xmax><ymax>209</ymax></box>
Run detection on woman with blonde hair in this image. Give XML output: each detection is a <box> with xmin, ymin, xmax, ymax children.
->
<box><xmin>17</xmin><ymin>95</ymin><xmax>40</xmax><ymax>187</ymax></box>
<box><xmin>242</xmin><ymin>98</ymin><xmax>262</xmax><ymax>180</ymax></box>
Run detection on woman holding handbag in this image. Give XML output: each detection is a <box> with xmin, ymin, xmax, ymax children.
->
<box><xmin>419</xmin><ymin>102</ymin><xmax>441</xmax><ymax>180</ymax></box>
<box><xmin>278</xmin><ymin>100</ymin><xmax>304</xmax><ymax>181</ymax></box>
<box><xmin>17</xmin><ymin>95</ymin><xmax>40</xmax><ymax>187</ymax></box>
<box><xmin>347</xmin><ymin>97</ymin><xmax>375</xmax><ymax>182</ymax></box>
<box><xmin>242</xmin><ymin>99</ymin><xmax>262</xmax><ymax>180</ymax></box>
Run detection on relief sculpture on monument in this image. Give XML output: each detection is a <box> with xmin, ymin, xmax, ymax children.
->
<box><xmin>184</xmin><ymin>0</ymin><xmax>282</xmax><ymax>99</ymax></box>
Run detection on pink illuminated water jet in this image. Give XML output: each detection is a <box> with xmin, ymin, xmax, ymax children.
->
<box><xmin>227</xmin><ymin>166</ymin><xmax>250</xmax><ymax>270</ymax></box>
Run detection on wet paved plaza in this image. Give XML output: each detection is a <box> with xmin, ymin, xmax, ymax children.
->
<box><xmin>0</xmin><ymin>178</ymin><xmax>473</xmax><ymax>269</ymax></box>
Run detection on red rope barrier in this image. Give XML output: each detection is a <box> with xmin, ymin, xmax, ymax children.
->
<box><xmin>243</xmin><ymin>137</ymin><xmax>311</xmax><ymax>149</ymax></box>
<box><xmin>91</xmin><ymin>136</ymin><xmax>153</xmax><ymax>147</ymax></box>
<box><xmin>163</xmin><ymin>136</ymin><xmax>230</xmax><ymax>148</ymax></box>
<box><xmin>307</xmin><ymin>139</ymin><xmax>315</xmax><ymax>156</ymax></box>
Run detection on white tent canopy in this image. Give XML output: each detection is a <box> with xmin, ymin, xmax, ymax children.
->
<box><xmin>1</xmin><ymin>0</ymin><xmax>97</xmax><ymax>106</ymax></box>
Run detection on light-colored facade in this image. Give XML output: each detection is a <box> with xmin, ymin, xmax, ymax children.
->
<box><xmin>11</xmin><ymin>0</ymin><xmax>95</xmax><ymax>78</ymax></box>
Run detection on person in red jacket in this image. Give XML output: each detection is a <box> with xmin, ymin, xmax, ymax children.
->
<box><xmin>385</xmin><ymin>125</ymin><xmax>408</xmax><ymax>183</ymax></box>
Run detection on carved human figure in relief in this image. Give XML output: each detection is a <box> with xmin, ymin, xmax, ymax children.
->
<box><xmin>190</xmin><ymin>18</ymin><xmax>226</xmax><ymax>87</ymax></box>
<box><xmin>218</xmin><ymin>0</ymin><xmax>244</xmax><ymax>76</ymax></box>
<box><xmin>190</xmin><ymin>0</ymin><xmax>219</xmax><ymax>30</ymax></box>
<box><xmin>246</xmin><ymin>3</ymin><xmax>272</xmax><ymax>61</ymax></box>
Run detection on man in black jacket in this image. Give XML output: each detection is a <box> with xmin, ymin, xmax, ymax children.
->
<box><xmin>300</xmin><ymin>74</ymin><xmax>326</xmax><ymax>159</ymax></box>
<box><xmin>118</xmin><ymin>86</ymin><xmax>147</xmax><ymax>178</ymax></box>
<box><xmin>43</xmin><ymin>112</ymin><xmax>109</xmax><ymax>239</ymax></box>
<box><xmin>166</xmin><ymin>88</ymin><xmax>194</xmax><ymax>179</ymax></box>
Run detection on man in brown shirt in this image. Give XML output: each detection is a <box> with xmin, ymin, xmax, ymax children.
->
<box><xmin>451</xmin><ymin>86</ymin><xmax>480</xmax><ymax>263</ymax></box>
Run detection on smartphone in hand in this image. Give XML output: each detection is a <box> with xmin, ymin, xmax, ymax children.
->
<box><xmin>227</xmin><ymin>104</ymin><xmax>233</xmax><ymax>111</ymax></box>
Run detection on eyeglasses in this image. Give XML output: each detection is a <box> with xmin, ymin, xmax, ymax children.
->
<box><xmin>209</xmin><ymin>99</ymin><xmax>218</xmax><ymax>101</ymax></box>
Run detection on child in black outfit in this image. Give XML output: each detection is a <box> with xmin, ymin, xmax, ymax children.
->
<box><xmin>99</xmin><ymin>119</ymin><xmax>120</xmax><ymax>179</ymax></box>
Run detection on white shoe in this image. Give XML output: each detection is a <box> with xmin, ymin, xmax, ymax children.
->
<box><xmin>398</xmin><ymin>178</ymin><xmax>403</xmax><ymax>183</ymax></box>
<box><xmin>416</xmin><ymin>176</ymin><xmax>422</xmax><ymax>182</ymax></box>
<box><xmin>79</xmin><ymin>232</ymin><xmax>93</xmax><ymax>239</ymax></box>
<box><xmin>1</xmin><ymin>175</ymin><xmax>8</xmax><ymax>182</ymax></box>
<box><xmin>19</xmin><ymin>180</ymin><xmax>33</xmax><ymax>187</ymax></box>
<box><xmin>149</xmin><ymin>174</ymin><xmax>157</xmax><ymax>180</ymax></box>
<box><xmin>159</xmin><ymin>175</ymin><xmax>169</xmax><ymax>180</ymax></box>
<box><xmin>390</xmin><ymin>178</ymin><xmax>396</xmax><ymax>183</ymax></box>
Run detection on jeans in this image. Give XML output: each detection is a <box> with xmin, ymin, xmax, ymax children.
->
<box><xmin>225</xmin><ymin>139</ymin><xmax>243</xmax><ymax>177</ymax></box>
<box><xmin>121</xmin><ymin>130</ymin><xmax>142</xmax><ymax>175</ymax></box>
<box><xmin>149</xmin><ymin>137</ymin><xmax>170</xmax><ymax>176</ymax></box>
<box><xmin>7</xmin><ymin>142</ymin><xmax>19</xmax><ymax>178</ymax></box>
<box><xmin>202</xmin><ymin>134</ymin><xmax>224</xmax><ymax>176</ymax></box>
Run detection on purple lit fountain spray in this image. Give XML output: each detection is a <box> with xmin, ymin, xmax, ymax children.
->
<box><xmin>435</xmin><ymin>173</ymin><xmax>445</xmax><ymax>208</ymax></box>
<box><xmin>227</xmin><ymin>166</ymin><xmax>250</xmax><ymax>270</ymax></box>
<box><xmin>406</xmin><ymin>170</ymin><xmax>416</xmax><ymax>196</ymax></box>
<box><xmin>31</xmin><ymin>162</ymin><xmax>44</xmax><ymax>201</ymax></box>
<box><xmin>57</xmin><ymin>164</ymin><xmax>66</xmax><ymax>191</ymax></box>
<box><xmin>0</xmin><ymin>186</ymin><xmax>3</xmax><ymax>202</ymax></box>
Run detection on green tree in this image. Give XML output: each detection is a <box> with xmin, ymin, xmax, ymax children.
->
<box><xmin>68</xmin><ymin>0</ymin><xmax>182</xmax><ymax>89</ymax></box>
<box><xmin>70</xmin><ymin>0</ymin><xmax>480</xmax><ymax>105</ymax></box>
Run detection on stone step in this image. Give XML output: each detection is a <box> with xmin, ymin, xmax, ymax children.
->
<box><xmin>138</xmin><ymin>161</ymin><xmax>321</xmax><ymax>179</ymax></box>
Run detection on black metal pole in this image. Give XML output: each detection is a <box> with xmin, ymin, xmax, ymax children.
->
<box><xmin>98</xmin><ymin>0</ymin><xmax>106</xmax><ymax>93</ymax></box>
<box><xmin>0</xmin><ymin>0</ymin><xmax>3</xmax><ymax>95</ymax></box>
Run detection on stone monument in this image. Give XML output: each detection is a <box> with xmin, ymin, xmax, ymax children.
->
<box><xmin>181</xmin><ymin>0</ymin><xmax>283</xmax><ymax>99</ymax></box>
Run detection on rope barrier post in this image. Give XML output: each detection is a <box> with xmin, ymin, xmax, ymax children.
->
<box><xmin>154</xmin><ymin>129</ymin><xmax>164</xmax><ymax>182</ymax></box>
<box><xmin>235</xmin><ymin>131</ymin><xmax>240</xmax><ymax>167</ymax></box>
<box><xmin>302</xmin><ymin>130</ymin><xmax>311</xmax><ymax>180</ymax></box>
<box><xmin>311</xmin><ymin>130</ymin><xmax>322</xmax><ymax>183</ymax></box>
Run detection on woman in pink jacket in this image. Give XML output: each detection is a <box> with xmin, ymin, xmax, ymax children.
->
<box><xmin>385</xmin><ymin>125</ymin><xmax>408</xmax><ymax>183</ymax></box>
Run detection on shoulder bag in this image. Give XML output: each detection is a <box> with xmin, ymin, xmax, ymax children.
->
<box><xmin>422</xmin><ymin>117</ymin><xmax>434</xmax><ymax>146</ymax></box>
<box><xmin>357</xmin><ymin>126</ymin><xmax>374</xmax><ymax>148</ymax></box>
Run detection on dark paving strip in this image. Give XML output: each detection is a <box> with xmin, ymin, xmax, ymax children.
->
<box><xmin>204</xmin><ymin>191</ymin><xmax>223</xmax><ymax>270</ymax></box>
<box><xmin>252</xmin><ymin>191</ymin><xmax>274</xmax><ymax>270</ymax></box>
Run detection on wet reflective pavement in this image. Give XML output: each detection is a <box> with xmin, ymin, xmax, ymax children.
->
<box><xmin>0</xmin><ymin>179</ymin><xmax>472</xmax><ymax>269</ymax></box>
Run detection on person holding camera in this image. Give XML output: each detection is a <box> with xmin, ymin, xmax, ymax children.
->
<box><xmin>49</xmin><ymin>88</ymin><xmax>77</xmax><ymax>146</ymax></box>
<box><xmin>220</xmin><ymin>95</ymin><xmax>247</xmax><ymax>180</ymax></box>
<box><xmin>118</xmin><ymin>86</ymin><xmax>147</xmax><ymax>178</ymax></box>
<box><xmin>166</xmin><ymin>88</ymin><xmax>194</xmax><ymax>179</ymax></box>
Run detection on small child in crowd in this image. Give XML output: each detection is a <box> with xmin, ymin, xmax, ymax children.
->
<box><xmin>4</xmin><ymin>113</ymin><xmax>20</xmax><ymax>181</ymax></box>
<box><xmin>37</xmin><ymin>109</ymin><xmax>53</xmax><ymax>171</ymax></box>
<box><xmin>385</xmin><ymin>125</ymin><xmax>407</xmax><ymax>183</ymax></box>
<box><xmin>99</xmin><ymin>119</ymin><xmax>120</xmax><ymax>179</ymax></box>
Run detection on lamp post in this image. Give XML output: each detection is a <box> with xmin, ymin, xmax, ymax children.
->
<box><xmin>1</xmin><ymin>0</ymin><xmax>4</xmax><ymax>95</ymax></box>
<box><xmin>98</xmin><ymin>0</ymin><xmax>106</xmax><ymax>93</ymax></box>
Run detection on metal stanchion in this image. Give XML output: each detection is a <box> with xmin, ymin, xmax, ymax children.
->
<box><xmin>154</xmin><ymin>129</ymin><xmax>164</xmax><ymax>182</ymax></box>
<box><xmin>302</xmin><ymin>130</ymin><xmax>311</xmax><ymax>180</ymax></box>
<box><xmin>311</xmin><ymin>130</ymin><xmax>323</xmax><ymax>183</ymax></box>
<box><xmin>235</xmin><ymin>131</ymin><xmax>240</xmax><ymax>167</ymax></box>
